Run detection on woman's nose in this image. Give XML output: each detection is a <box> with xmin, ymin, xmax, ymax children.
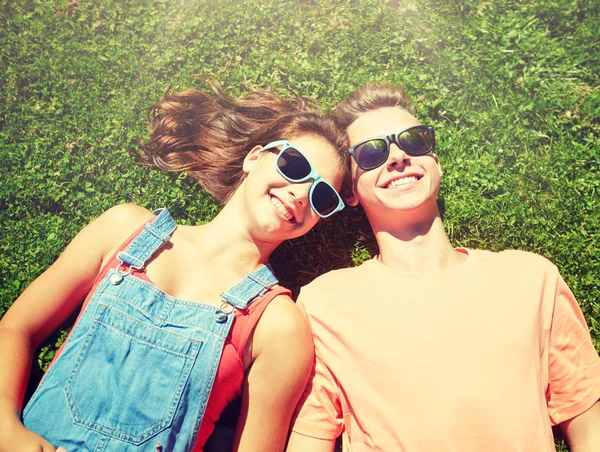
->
<box><xmin>287</xmin><ymin>180</ymin><xmax>312</xmax><ymax>207</ymax></box>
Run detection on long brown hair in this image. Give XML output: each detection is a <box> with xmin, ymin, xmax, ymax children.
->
<box><xmin>138</xmin><ymin>81</ymin><xmax>348</xmax><ymax>204</ymax></box>
<box><xmin>332</xmin><ymin>82</ymin><xmax>415</xmax><ymax>129</ymax></box>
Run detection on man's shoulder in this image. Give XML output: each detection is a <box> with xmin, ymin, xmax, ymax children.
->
<box><xmin>305</xmin><ymin>259</ymin><xmax>374</xmax><ymax>287</ymax></box>
<box><xmin>298</xmin><ymin>259</ymin><xmax>375</xmax><ymax>305</ymax></box>
<box><xmin>470</xmin><ymin>248</ymin><xmax>558</xmax><ymax>276</ymax></box>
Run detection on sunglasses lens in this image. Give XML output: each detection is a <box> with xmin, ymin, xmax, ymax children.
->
<box><xmin>398</xmin><ymin>127</ymin><xmax>433</xmax><ymax>155</ymax></box>
<box><xmin>277</xmin><ymin>147</ymin><xmax>311</xmax><ymax>181</ymax></box>
<box><xmin>354</xmin><ymin>139</ymin><xmax>388</xmax><ymax>170</ymax></box>
<box><xmin>311</xmin><ymin>181</ymin><xmax>339</xmax><ymax>217</ymax></box>
<box><xmin>271</xmin><ymin>143</ymin><xmax>342</xmax><ymax>217</ymax></box>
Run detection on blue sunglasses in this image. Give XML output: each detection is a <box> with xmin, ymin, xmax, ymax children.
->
<box><xmin>262</xmin><ymin>140</ymin><xmax>345</xmax><ymax>218</ymax></box>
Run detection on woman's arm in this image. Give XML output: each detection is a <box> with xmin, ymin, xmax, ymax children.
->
<box><xmin>232</xmin><ymin>295</ymin><xmax>314</xmax><ymax>452</ymax></box>
<box><xmin>0</xmin><ymin>204</ymin><xmax>153</xmax><ymax>451</ymax></box>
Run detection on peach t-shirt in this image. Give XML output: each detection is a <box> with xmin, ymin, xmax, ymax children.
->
<box><xmin>292</xmin><ymin>249</ymin><xmax>600</xmax><ymax>451</ymax></box>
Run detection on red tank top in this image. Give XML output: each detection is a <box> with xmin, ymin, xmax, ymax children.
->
<box><xmin>193</xmin><ymin>281</ymin><xmax>289</xmax><ymax>449</ymax></box>
<box><xmin>45</xmin><ymin>222</ymin><xmax>290</xmax><ymax>449</ymax></box>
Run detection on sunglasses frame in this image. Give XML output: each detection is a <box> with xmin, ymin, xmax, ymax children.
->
<box><xmin>347</xmin><ymin>125</ymin><xmax>436</xmax><ymax>171</ymax></box>
<box><xmin>262</xmin><ymin>140</ymin><xmax>345</xmax><ymax>219</ymax></box>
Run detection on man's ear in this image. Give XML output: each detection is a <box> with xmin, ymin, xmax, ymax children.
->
<box><xmin>242</xmin><ymin>145</ymin><xmax>264</xmax><ymax>174</ymax></box>
<box><xmin>341</xmin><ymin>185</ymin><xmax>360</xmax><ymax>207</ymax></box>
<box><xmin>433</xmin><ymin>153</ymin><xmax>443</xmax><ymax>177</ymax></box>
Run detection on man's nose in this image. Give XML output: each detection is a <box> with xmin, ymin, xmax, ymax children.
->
<box><xmin>386</xmin><ymin>143</ymin><xmax>410</xmax><ymax>168</ymax></box>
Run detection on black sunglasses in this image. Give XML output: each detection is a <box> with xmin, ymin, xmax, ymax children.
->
<box><xmin>347</xmin><ymin>125</ymin><xmax>436</xmax><ymax>171</ymax></box>
<box><xmin>263</xmin><ymin>140</ymin><xmax>345</xmax><ymax>218</ymax></box>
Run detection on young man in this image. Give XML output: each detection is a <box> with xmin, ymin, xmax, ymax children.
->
<box><xmin>287</xmin><ymin>83</ymin><xmax>600</xmax><ymax>452</ymax></box>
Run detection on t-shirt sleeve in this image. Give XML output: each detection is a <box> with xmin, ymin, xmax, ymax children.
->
<box><xmin>290</xmin><ymin>296</ymin><xmax>344</xmax><ymax>440</ymax></box>
<box><xmin>546</xmin><ymin>266</ymin><xmax>600</xmax><ymax>425</ymax></box>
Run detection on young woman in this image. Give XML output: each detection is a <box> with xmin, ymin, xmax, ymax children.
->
<box><xmin>0</xmin><ymin>83</ymin><xmax>348</xmax><ymax>452</ymax></box>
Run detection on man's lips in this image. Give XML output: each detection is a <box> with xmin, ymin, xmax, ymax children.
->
<box><xmin>382</xmin><ymin>174</ymin><xmax>422</xmax><ymax>189</ymax></box>
<box><xmin>269</xmin><ymin>195</ymin><xmax>297</xmax><ymax>222</ymax></box>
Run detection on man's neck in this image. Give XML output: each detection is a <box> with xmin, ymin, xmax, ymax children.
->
<box><xmin>370</xmin><ymin>211</ymin><xmax>467</xmax><ymax>273</ymax></box>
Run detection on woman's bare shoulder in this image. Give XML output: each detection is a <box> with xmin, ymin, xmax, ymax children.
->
<box><xmin>253</xmin><ymin>294</ymin><xmax>313</xmax><ymax>355</ymax></box>
<box><xmin>99</xmin><ymin>203</ymin><xmax>156</xmax><ymax>227</ymax></box>
<box><xmin>91</xmin><ymin>204</ymin><xmax>157</xmax><ymax>263</ymax></box>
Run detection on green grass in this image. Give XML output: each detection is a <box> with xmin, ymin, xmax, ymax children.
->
<box><xmin>1</xmin><ymin>0</ymin><xmax>598</xmax><ymax>450</ymax></box>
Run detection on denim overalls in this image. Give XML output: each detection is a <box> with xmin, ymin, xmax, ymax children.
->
<box><xmin>23</xmin><ymin>209</ymin><xmax>279</xmax><ymax>452</ymax></box>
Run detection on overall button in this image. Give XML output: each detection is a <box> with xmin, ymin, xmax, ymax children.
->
<box><xmin>214</xmin><ymin>301</ymin><xmax>234</xmax><ymax>323</ymax></box>
<box><xmin>110</xmin><ymin>272</ymin><xmax>124</xmax><ymax>285</ymax></box>
<box><xmin>214</xmin><ymin>310</ymin><xmax>228</xmax><ymax>323</ymax></box>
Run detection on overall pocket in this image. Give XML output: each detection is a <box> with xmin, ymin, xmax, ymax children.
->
<box><xmin>64</xmin><ymin>303</ymin><xmax>202</xmax><ymax>445</ymax></box>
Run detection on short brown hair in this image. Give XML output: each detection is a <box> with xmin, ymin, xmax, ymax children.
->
<box><xmin>332</xmin><ymin>82</ymin><xmax>415</xmax><ymax>129</ymax></box>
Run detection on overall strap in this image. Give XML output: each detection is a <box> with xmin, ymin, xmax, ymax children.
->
<box><xmin>117</xmin><ymin>208</ymin><xmax>177</xmax><ymax>270</ymax></box>
<box><xmin>220</xmin><ymin>264</ymin><xmax>279</xmax><ymax>310</ymax></box>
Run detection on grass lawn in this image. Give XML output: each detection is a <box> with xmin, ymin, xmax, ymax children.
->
<box><xmin>1</xmin><ymin>0</ymin><xmax>598</xmax><ymax>450</ymax></box>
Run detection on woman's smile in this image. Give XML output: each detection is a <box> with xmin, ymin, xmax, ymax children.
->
<box><xmin>269</xmin><ymin>194</ymin><xmax>297</xmax><ymax>223</ymax></box>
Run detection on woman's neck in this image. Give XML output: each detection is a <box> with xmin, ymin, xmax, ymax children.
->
<box><xmin>185</xmin><ymin>202</ymin><xmax>278</xmax><ymax>274</ymax></box>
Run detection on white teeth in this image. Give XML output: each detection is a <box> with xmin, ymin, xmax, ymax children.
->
<box><xmin>385</xmin><ymin>176</ymin><xmax>418</xmax><ymax>188</ymax></box>
<box><xmin>270</xmin><ymin>196</ymin><xmax>294</xmax><ymax>221</ymax></box>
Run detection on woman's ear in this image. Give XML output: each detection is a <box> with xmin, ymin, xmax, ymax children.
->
<box><xmin>242</xmin><ymin>145</ymin><xmax>264</xmax><ymax>174</ymax></box>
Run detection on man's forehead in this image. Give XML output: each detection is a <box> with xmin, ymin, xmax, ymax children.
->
<box><xmin>348</xmin><ymin>107</ymin><xmax>420</xmax><ymax>144</ymax></box>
